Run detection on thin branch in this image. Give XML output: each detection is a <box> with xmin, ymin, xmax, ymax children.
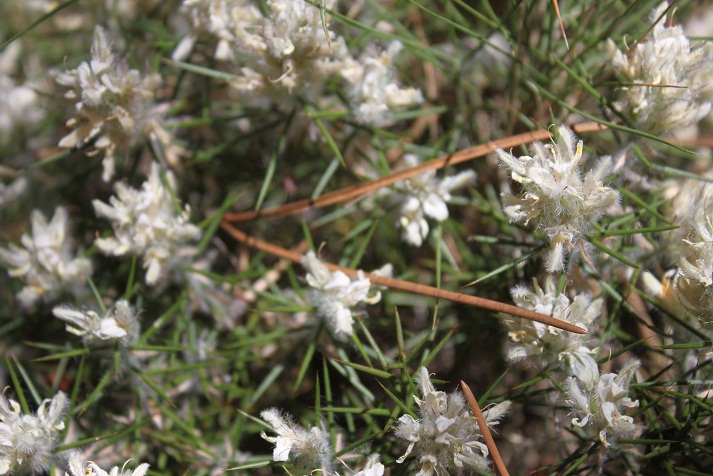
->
<box><xmin>460</xmin><ymin>380</ymin><xmax>510</xmax><ymax>476</ymax></box>
<box><xmin>220</xmin><ymin>221</ymin><xmax>588</xmax><ymax>335</ymax></box>
<box><xmin>224</xmin><ymin>122</ymin><xmax>607</xmax><ymax>222</ymax></box>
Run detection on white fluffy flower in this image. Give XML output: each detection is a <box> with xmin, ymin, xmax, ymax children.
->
<box><xmin>65</xmin><ymin>452</ymin><xmax>149</xmax><ymax>476</ymax></box>
<box><xmin>352</xmin><ymin>454</ymin><xmax>385</xmax><ymax>476</ymax></box>
<box><xmin>659</xmin><ymin>180</ymin><xmax>713</xmax><ymax>329</ymax></box>
<box><xmin>496</xmin><ymin>125</ymin><xmax>619</xmax><ymax>272</ymax></box>
<box><xmin>92</xmin><ymin>162</ymin><xmax>202</xmax><ymax>285</ymax></box>
<box><xmin>505</xmin><ymin>277</ymin><xmax>600</xmax><ymax>387</ymax></box>
<box><xmin>395</xmin><ymin>367</ymin><xmax>510</xmax><ymax>475</ymax></box>
<box><xmin>566</xmin><ymin>360</ymin><xmax>641</xmax><ymax>447</ymax></box>
<box><xmin>0</xmin><ymin>207</ymin><xmax>92</xmax><ymax>307</ymax></box>
<box><xmin>52</xmin><ymin>300</ymin><xmax>140</xmax><ymax>346</ymax></box>
<box><xmin>673</xmin><ymin>205</ymin><xmax>713</xmax><ymax>329</ymax></box>
<box><xmin>395</xmin><ymin>154</ymin><xmax>475</xmax><ymax>247</ymax></box>
<box><xmin>607</xmin><ymin>2</ymin><xmax>713</xmax><ymax>134</ymax></box>
<box><xmin>0</xmin><ymin>391</ymin><xmax>68</xmax><ymax>475</ymax></box>
<box><xmin>302</xmin><ymin>251</ymin><xmax>389</xmax><ymax>336</ymax></box>
<box><xmin>341</xmin><ymin>41</ymin><xmax>424</xmax><ymax>126</ymax></box>
<box><xmin>260</xmin><ymin>408</ymin><xmax>332</xmax><ymax>471</ymax></box>
<box><xmin>52</xmin><ymin>26</ymin><xmax>168</xmax><ymax>181</ymax></box>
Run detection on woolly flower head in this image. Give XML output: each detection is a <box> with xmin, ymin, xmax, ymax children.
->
<box><xmin>302</xmin><ymin>251</ymin><xmax>390</xmax><ymax>336</ymax></box>
<box><xmin>395</xmin><ymin>367</ymin><xmax>510</xmax><ymax>475</ymax></box>
<box><xmin>53</xmin><ymin>299</ymin><xmax>140</xmax><ymax>346</ymax></box>
<box><xmin>52</xmin><ymin>26</ymin><xmax>168</xmax><ymax>181</ymax></box>
<box><xmin>179</xmin><ymin>0</ymin><xmax>350</xmax><ymax>100</ymax></box>
<box><xmin>0</xmin><ymin>207</ymin><xmax>92</xmax><ymax>307</ymax></box>
<box><xmin>506</xmin><ymin>277</ymin><xmax>600</xmax><ymax>387</ymax></box>
<box><xmin>260</xmin><ymin>408</ymin><xmax>332</xmax><ymax>472</ymax></box>
<box><xmin>0</xmin><ymin>391</ymin><xmax>68</xmax><ymax>475</ymax></box>
<box><xmin>394</xmin><ymin>154</ymin><xmax>475</xmax><ymax>247</ymax></box>
<box><xmin>566</xmin><ymin>360</ymin><xmax>641</xmax><ymax>447</ymax></box>
<box><xmin>65</xmin><ymin>452</ymin><xmax>149</xmax><ymax>476</ymax></box>
<box><xmin>657</xmin><ymin>180</ymin><xmax>713</xmax><ymax>329</ymax></box>
<box><xmin>606</xmin><ymin>2</ymin><xmax>713</xmax><ymax>134</ymax></box>
<box><xmin>496</xmin><ymin>125</ymin><xmax>619</xmax><ymax>272</ymax></box>
<box><xmin>92</xmin><ymin>162</ymin><xmax>202</xmax><ymax>286</ymax></box>
<box><xmin>341</xmin><ymin>41</ymin><xmax>424</xmax><ymax>126</ymax></box>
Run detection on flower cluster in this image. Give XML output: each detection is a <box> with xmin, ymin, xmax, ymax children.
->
<box><xmin>52</xmin><ymin>26</ymin><xmax>168</xmax><ymax>181</ymax></box>
<box><xmin>302</xmin><ymin>251</ymin><xmax>389</xmax><ymax>336</ymax></box>
<box><xmin>496</xmin><ymin>125</ymin><xmax>620</xmax><ymax>272</ymax></box>
<box><xmin>173</xmin><ymin>0</ymin><xmax>422</xmax><ymax>123</ymax></box>
<box><xmin>52</xmin><ymin>299</ymin><xmax>140</xmax><ymax>346</ymax></box>
<box><xmin>0</xmin><ymin>391</ymin><xmax>68</xmax><ymax>475</ymax></box>
<box><xmin>566</xmin><ymin>360</ymin><xmax>641</xmax><ymax>447</ymax></box>
<box><xmin>505</xmin><ymin>277</ymin><xmax>600</xmax><ymax>386</ymax></box>
<box><xmin>656</xmin><ymin>180</ymin><xmax>713</xmax><ymax>329</ymax></box>
<box><xmin>341</xmin><ymin>42</ymin><xmax>424</xmax><ymax>126</ymax></box>
<box><xmin>92</xmin><ymin>162</ymin><xmax>202</xmax><ymax>285</ymax></box>
<box><xmin>393</xmin><ymin>154</ymin><xmax>475</xmax><ymax>247</ymax></box>
<box><xmin>607</xmin><ymin>2</ymin><xmax>713</xmax><ymax>134</ymax></box>
<box><xmin>395</xmin><ymin>367</ymin><xmax>510</xmax><ymax>475</ymax></box>
<box><xmin>65</xmin><ymin>452</ymin><xmax>149</xmax><ymax>476</ymax></box>
<box><xmin>260</xmin><ymin>408</ymin><xmax>333</xmax><ymax>472</ymax></box>
<box><xmin>0</xmin><ymin>207</ymin><xmax>92</xmax><ymax>307</ymax></box>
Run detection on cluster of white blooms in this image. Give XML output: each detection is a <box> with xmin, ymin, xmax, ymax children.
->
<box><xmin>395</xmin><ymin>367</ymin><xmax>510</xmax><ymax>475</ymax></box>
<box><xmin>496</xmin><ymin>125</ymin><xmax>620</xmax><ymax>272</ymax></box>
<box><xmin>566</xmin><ymin>360</ymin><xmax>641</xmax><ymax>447</ymax></box>
<box><xmin>52</xmin><ymin>26</ymin><xmax>169</xmax><ymax>182</ymax></box>
<box><xmin>302</xmin><ymin>251</ymin><xmax>390</xmax><ymax>336</ymax></box>
<box><xmin>394</xmin><ymin>154</ymin><xmax>476</xmax><ymax>247</ymax></box>
<box><xmin>0</xmin><ymin>40</ymin><xmax>45</xmax><ymax>145</ymax></box>
<box><xmin>173</xmin><ymin>0</ymin><xmax>422</xmax><ymax>124</ymax></box>
<box><xmin>341</xmin><ymin>42</ymin><xmax>424</xmax><ymax>126</ymax></box>
<box><xmin>65</xmin><ymin>452</ymin><xmax>149</xmax><ymax>476</ymax></box>
<box><xmin>93</xmin><ymin>162</ymin><xmax>202</xmax><ymax>286</ymax></box>
<box><xmin>656</xmin><ymin>180</ymin><xmax>713</xmax><ymax>329</ymax></box>
<box><xmin>607</xmin><ymin>2</ymin><xmax>713</xmax><ymax>134</ymax></box>
<box><xmin>0</xmin><ymin>391</ymin><xmax>68</xmax><ymax>475</ymax></box>
<box><xmin>52</xmin><ymin>299</ymin><xmax>140</xmax><ymax>346</ymax></box>
<box><xmin>0</xmin><ymin>207</ymin><xmax>92</xmax><ymax>307</ymax></box>
<box><xmin>505</xmin><ymin>277</ymin><xmax>600</xmax><ymax>386</ymax></box>
<box><xmin>260</xmin><ymin>408</ymin><xmax>333</xmax><ymax>472</ymax></box>
<box><xmin>172</xmin><ymin>0</ymin><xmax>261</xmax><ymax>63</ymax></box>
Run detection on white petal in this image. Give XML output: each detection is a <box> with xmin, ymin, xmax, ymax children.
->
<box><xmin>98</xmin><ymin>318</ymin><xmax>128</xmax><ymax>339</ymax></box>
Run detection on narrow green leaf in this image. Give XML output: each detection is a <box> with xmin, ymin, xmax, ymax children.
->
<box><xmin>4</xmin><ymin>357</ymin><xmax>29</xmax><ymax>413</ymax></box>
<box><xmin>332</xmin><ymin>359</ymin><xmax>392</xmax><ymax>379</ymax></box>
<box><xmin>33</xmin><ymin>348</ymin><xmax>91</xmax><ymax>361</ymax></box>
<box><xmin>595</xmin><ymin>224</ymin><xmax>678</xmax><ymax>237</ymax></box>
<box><xmin>311</xmin><ymin>157</ymin><xmax>341</xmax><ymax>201</ymax></box>
<box><xmin>586</xmin><ymin>236</ymin><xmax>640</xmax><ymax>269</ymax></box>
<box><xmin>467</xmin><ymin>243</ymin><xmax>548</xmax><ymax>285</ymax></box>
<box><xmin>136</xmin><ymin>371</ymin><xmax>175</xmax><ymax>408</ymax></box>
<box><xmin>250</xmin><ymin>364</ymin><xmax>285</xmax><ymax>405</ymax></box>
